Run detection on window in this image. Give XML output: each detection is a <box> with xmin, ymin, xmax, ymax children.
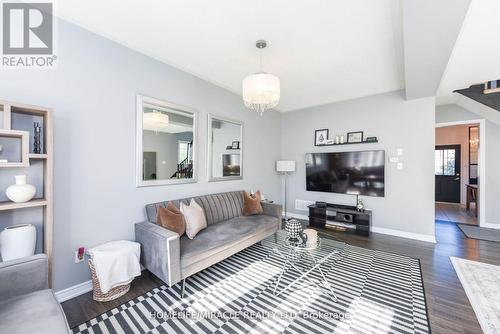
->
<box><xmin>435</xmin><ymin>148</ymin><xmax>456</xmax><ymax>176</ymax></box>
<box><xmin>178</xmin><ymin>141</ymin><xmax>189</xmax><ymax>163</ymax></box>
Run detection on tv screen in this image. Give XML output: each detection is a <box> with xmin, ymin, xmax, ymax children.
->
<box><xmin>306</xmin><ymin>150</ymin><xmax>385</xmax><ymax>197</ymax></box>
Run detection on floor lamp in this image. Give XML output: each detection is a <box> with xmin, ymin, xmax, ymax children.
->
<box><xmin>276</xmin><ymin>160</ymin><xmax>296</xmax><ymax>222</ymax></box>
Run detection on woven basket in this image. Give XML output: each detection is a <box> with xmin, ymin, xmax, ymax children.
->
<box><xmin>88</xmin><ymin>259</ymin><xmax>131</xmax><ymax>302</ymax></box>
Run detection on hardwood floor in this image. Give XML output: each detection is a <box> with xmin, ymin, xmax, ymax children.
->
<box><xmin>436</xmin><ymin>202</ymin><xmax>477</xmax><ymax>225</ymax></box>
<box><xmin>62</xmin><ymin>221</ymin><xmax>496</xmax><ymax>333</ymax></box>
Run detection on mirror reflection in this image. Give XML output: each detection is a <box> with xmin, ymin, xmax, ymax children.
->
<box><xmin>137</xmin><ymin>96</ymin><xmax>196</xmax><ymax>186</ymax></box>
<box><xmin>208</xmin><ymin>115</ymin><xmax>243</xmax><ymax>181</ymax></box>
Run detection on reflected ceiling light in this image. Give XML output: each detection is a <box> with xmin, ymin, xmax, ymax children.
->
<box><xmin>242</xmin><ymin>40</ymin><xmax>280</xmax><ymax>115</ymax></box>
<box><xmin>143</xmin><ymin>110</ymin><xmax>169</xmax><ymax>132</ymax></box>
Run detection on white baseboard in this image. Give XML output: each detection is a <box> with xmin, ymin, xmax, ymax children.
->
<box><xmin>372</xmin><ymin>227</ymin><xmax>436</xmax><ymax>243</ymax></box>
<box><xmin>479</xmin><ymin>223</ymin><xmax>500</xmax><ymax>229</ymax></box>
<box><xmin>282</xmin><ymin>211</ymin><xmax>309</xmax><ymax>220</ymax></box>
<box><xmin>55</xmin><ymin>280</ymin><xmax>93</xmax><ymax>303</ymax></box>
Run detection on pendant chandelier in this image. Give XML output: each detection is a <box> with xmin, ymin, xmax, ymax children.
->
<box><xmin>143</xmin><ymin>110</ymin><xmax>169</xmax><ymax>132</ymax></box>
<box><xmin>242</xmin><ymin>40</ymin><xmax>280</xmax><ymax>114</ymax></box>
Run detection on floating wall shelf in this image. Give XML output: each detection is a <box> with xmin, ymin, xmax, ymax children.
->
<box><xmin>316</xmin><ymin>139</ymin><xmax>379</xmax><ymax>147</ymax></box>
<box><xmin>0</xmin><ymin>129</ymin><xmax>30</xmax><ymax>167</ymax></box>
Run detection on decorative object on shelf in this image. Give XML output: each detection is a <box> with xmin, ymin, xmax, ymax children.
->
<box><xmin>484</xmin><ymin>80</ymin><xmax>500</xmax><ymax>94</ymax></box>
<box><xmin>285</xmin><ymin>219</ymin><xmax>307</xmax><ymax>242</ymax></box>
<box><xmin>340</xmin><ymin>135</ymin><xmax>345</xmax><ymax>144</ymax></box>
<box><xmin>335</xmin><ymin>135</ymin><xmax>340</xmax><ymax>145</ymax></box>
<box><xmin>347</xmin><ymin>131</ymin><xmax>363</xmax><ymax>143</ymax></box>
<box><xmin>226</xmin><ymin>145</ymin><xmax>232</xmax><ymax>149</ymax></box>
<box><xmin>356</xmin><ymin>196</ymin><xmax>365</xmax><ymax>212</ymax></box>
<box><xmin>276</xmin><ymin>160</ymin><xmax>296</xmax><ymax>222</ymax></box>
<box><xmin>325</xmin><ymin>139</ymin><xmax>334</xmax><ymax>145</ymax></box>
<box><xmin>314</xmin><ymin>129</ymin><xmax>329</xmax><ymax>146</ymax></box>
<box><xmin>242</xmin><ymin>40</ymin><xmax>280</xmax><ymax>115</ymax></box>
<box><xmin>231</xmin><ymin>141</ymin><xmax>240</xmax><ymax>149</ymax></box>
<box><xmin>0</xmin><ymin>224</ymin><xmax>36</xmax><ymax>261</ymax></box>
<box><xmin>33</xmin><ymin>122</ymin><xmax>41</xmax><ymax>154</ymax></box>
<box><xmin>5</xmin><ymin>175</ymin><xmax>36</xmax><ymax>203</ymax></box>
<box><xmin>366</xmin><ymin>136</ymin><xmax>377</xmax><ymax>142</ymax></box>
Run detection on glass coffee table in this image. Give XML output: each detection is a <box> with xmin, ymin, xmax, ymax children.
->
<box><xmin>261</xmin><ymin>230</ymin><xmax>346</xmax><ymax>302</ymax></box>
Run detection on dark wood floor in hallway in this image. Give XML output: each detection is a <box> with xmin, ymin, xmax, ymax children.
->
<box><xmin>62</xmin><ymin>221</ymin><xmax>496</xmax><ymax>333</ymax></box>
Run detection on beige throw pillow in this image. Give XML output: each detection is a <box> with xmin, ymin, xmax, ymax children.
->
<box><xmin>180</xmin><ymin>198</ymin><xmax>207</xmax><ymax>239</ymax></box>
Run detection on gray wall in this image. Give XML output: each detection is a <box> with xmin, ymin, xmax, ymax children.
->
<box><xmin>436</xmin><ymin>104</ymin><xmax>500</xmax><ymax>226</ymax></box>
<box><xmin>0</xmin><ymin>20</ymin><xmax>282</xmax><ymax>291</ymax></box>
<box><xmin>281</xmin><ymin>91</ymin><xmax>436</xmax><ymax>237</ymax></box>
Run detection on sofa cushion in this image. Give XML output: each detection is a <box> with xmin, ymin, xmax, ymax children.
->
<box><xmin>157</xmin><ymin>202</ymin><xmax>185</xmax><ymax>236</ymax></box>
<box><xmin>180</xmin><ymin>214</ymin><xmax>278</xmax><ymax>267</ymax></box>
<box><xmin>0</xmin><ymin>289</ymin><xmax>70</xmax><ymax>334</ymax></box>
<box><xmin>146</xmin><ymin>191</ymin><xmax>244</xmax><ymax>226</ymax></box>
<box><xmin>243</xmin><ymin>190</ymin><xmax>264</xmax><ymax>216</ymax></box>
<box><xmin>181</xmin><ymin>199</ymin><xmax>208</xmax><ymax>239</ymax></box>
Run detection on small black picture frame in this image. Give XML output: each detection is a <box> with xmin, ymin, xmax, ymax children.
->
<box><xmin>314</xmin><ymin>129</ymin><xmax>329</xmax><ymax>146</ymax></box>
<box><xmin>347</xmin><ymin>131</ymin><xmax>364</xmax><ymax>143</ymax></box>
<box><xmin>231</xmin><ymin>141</ymin><xmax>240</xmax><ymax>149</ymax></box>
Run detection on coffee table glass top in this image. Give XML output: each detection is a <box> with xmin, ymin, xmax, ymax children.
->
<box><xmin>262</xmin><ymin>229</ymin><xmax>346</xmax><ymax>253</ymax></box>
<box><xmin>261</xmin><ymin>229</ymin><xmax>347</xmax><ymax>301</ymax></box>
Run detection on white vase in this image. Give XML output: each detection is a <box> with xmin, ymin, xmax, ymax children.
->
<box><xmin>0</xmin><ymin>224</ymin><xmax>36</xmax><ymax>261</ymax></box>
<box><xmin>5</xmin><ymin>175</ymin><xmax>36</xmax><ymax>203</ymax></box>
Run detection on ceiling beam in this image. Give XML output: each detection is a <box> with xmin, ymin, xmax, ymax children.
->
<box><xmin>402</xmin><ymin>0</ymin><xmax>471</xmax><ymax>100</ymax></box>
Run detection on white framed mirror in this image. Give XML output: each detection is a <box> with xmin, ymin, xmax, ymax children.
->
<box><xmin>136</xmin><ymin>95</ymin><xmax>197</xmax><ymax>187</ymax></box>
<box><xmin>207</xmin><ymin>114</ymin><xmax>243</xmax><ymax>182</ymax></box>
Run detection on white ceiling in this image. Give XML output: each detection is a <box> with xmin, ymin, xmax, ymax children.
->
<box><xmin>56</xmin><ymin>0</ymin><xmax>404</xmax><ymax>112</ymax></box>
<box><xmin>437</xmin><ymin>0</ymin><xmax>500</xmax><ymax>96</ymax></box>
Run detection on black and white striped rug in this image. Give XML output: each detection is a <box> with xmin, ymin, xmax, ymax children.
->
<box><xmin>73</xmin><ymin>239</ymin><xmax>430</xmax><ymax>334</ymax></box>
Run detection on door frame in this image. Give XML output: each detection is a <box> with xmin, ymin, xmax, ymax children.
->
<box><xmin>436</xmin><ymin>119</ymin><xmax>485</xmax><ymax>227</ymax></box>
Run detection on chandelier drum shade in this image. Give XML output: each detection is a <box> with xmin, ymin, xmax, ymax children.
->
<box><xmin>143</xmin><ymin>110</ymin><xmax>169</xmax><ymax>132</ymax></box>
<box><xmin>242</xmin><ymin>72</ymin><xmax>280</xmax><ymax>114</ymax></box>
<box><xmin>242</xmin><ymin>40</ymin><xmax>280</xmax><ymax>114</ymax></box>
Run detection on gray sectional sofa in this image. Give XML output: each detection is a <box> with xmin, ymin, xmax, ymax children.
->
<box><xmin>0</xmin><ymin>254</ymin><xmax>71</xmax><ymax>334</ymax></box>
<box><xmin>135</xmin><ymin>191</ymin><xmax>281</xmax><ymax>294</ymax></box>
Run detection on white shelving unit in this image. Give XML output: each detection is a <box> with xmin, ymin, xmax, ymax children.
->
<box><xmin>0</xmin><ymin>99</ymin><xmax>53</xmax><ymax>286</ymax></box>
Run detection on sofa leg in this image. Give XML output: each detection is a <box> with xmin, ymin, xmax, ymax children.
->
<box><xmin>181</xmin><ymin>278</ymin><xmax>186</xmax><ymax>298</ymax></box>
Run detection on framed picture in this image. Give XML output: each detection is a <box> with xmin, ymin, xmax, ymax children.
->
<box><xmin>231</xmin><ymin>141</ymin><xmax>240</xmax><ymax>149</ymax></box>
<box><xmin>347</xmin><ymin>131</ymin><xmax>363</xmax><ymax>143</ymax></box>
<box><xmin>314</xmin><ymin>129</ymin><xmax>329</xmax><ymax>146</ymax></box>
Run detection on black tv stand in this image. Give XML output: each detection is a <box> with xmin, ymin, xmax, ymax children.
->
<box><xmin>308</xmin><ymin>202</ymin><xmax>372</xmax><ymax>236</ymax></box>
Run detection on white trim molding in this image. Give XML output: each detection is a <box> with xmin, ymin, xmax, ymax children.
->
<box><xmin>283</xmin><ymin>211</ymin><xmax>309</xmax><ymax>220</ymax></box>
<box><xmin>479</xmin><ymin>223</ymin><xmax>500</xmax><ymax>230</ymax></box>
<box><xmin>55</xmin><ymin>280</ymin><xmax>93</xmax><ymax>303</ymax></box>
<box><xmin>372</xmin><ymin>227</ymin><xmax>436</xmax><ymax>243</ymax></box>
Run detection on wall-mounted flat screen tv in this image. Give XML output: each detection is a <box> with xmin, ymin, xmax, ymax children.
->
<box><xmin>305</xmin><ymin>150</ymin><xmax>385</xmax><ymax>197</ymax></box>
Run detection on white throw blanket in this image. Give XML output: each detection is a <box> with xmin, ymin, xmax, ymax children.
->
<box><xmin>87</xmin><ymin>240</ymin><xmax>141</xmax><ymax>294</ymax></box>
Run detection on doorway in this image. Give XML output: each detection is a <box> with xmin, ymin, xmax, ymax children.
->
<box><xmin>435</xmin><ymin>122</ymin><xmax>481</xmax><ymax>226</ymax></box>
<box><xmin>435</xmin><ymin>144</ymin><xmax>461</xmax><ymax>203</ymax></box>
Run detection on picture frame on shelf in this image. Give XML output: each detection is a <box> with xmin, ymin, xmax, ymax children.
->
<box><xmin>347</xmin><ymin>131</ymin><xmax>363</xmax><ymax>143</ymax></box>
<box><xmin>231</xmin><ymin>141</ymin><xmax>240</xmax><ymax>149</ymax></box>
<box><xmin>314</xmin><ymin>129</ymin><xmax>329</xmax><ymax>146</ymax></box>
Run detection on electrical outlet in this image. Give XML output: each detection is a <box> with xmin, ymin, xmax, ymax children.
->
<box><xmin>74</xmin><ymin>247</ymin><xmax>85</xmax><ymax>263</ymax></box>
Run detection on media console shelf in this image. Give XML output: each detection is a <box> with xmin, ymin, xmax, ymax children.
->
<box><xmin>308</xmin><ymin>202</ymin><xmax>371</xmax><ymax>236</ymax></box>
